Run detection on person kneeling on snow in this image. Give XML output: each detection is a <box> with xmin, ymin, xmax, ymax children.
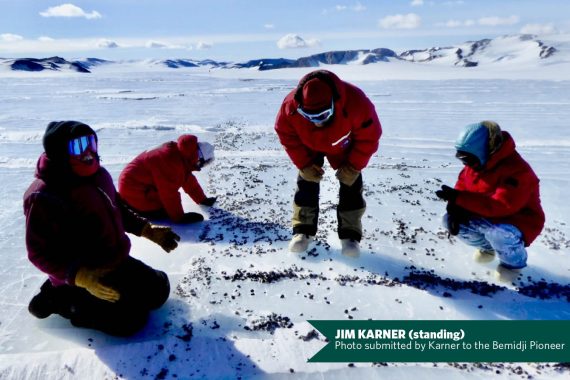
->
<box><xmin>118</xmin><ymin>134</ymin><xmax>216</xmax><ymax>224</ymax></box>
<box><xmin>436</xmin><ymin>121</ymin><xmax>545</xmax><ymax>282</ymax></box>
<box><xmin>24</xmin><ymin>121</ymin><xmax>180</xmax><ymax>336</ymax></box>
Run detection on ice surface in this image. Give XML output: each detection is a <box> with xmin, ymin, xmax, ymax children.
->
<box><xmin>0</xmin><ymin>65</ymin><xmax>569</xmax><ymax>379</ymax></box>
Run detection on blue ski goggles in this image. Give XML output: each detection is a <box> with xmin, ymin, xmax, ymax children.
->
<box><xmin>68</xmin><ymin>134</ymin><xmax>97</xmax><ymax>156</ymax></box>
<box><xmin>297</xmin><ymin>101</ymin><xmax>335</xmax><ymax>124</ymax></box>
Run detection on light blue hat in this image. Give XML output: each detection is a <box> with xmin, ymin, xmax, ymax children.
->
<box><xmin>454</xmin><ymin>122</ymin><xmax>489</xmax><ymax>165</ymax></box>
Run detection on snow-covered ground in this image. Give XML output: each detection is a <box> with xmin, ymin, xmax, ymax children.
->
<box><xmin>1</xmin><ymin>64</ymin><xmax>569</xmax><ymax>379</ymax></box>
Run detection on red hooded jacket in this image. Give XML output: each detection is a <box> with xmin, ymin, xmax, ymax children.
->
<box><xmin>275</xmin><ymin>71</ymin><xmax>382</xmax><ymax>170</ymax></box>
<box><xmin>454</xmin><ymin>132</ymin><xmax>545</xmax><ymax>246</ymax></box>
<box><xmin>118</xmin><ymin>135</ymin><xmax>206</xmax><ymax>222</ymax></box>
<box><xmin>24</xmin><ymin>153</ymin><xmax>147</xmax><ymax>287</ymax></box>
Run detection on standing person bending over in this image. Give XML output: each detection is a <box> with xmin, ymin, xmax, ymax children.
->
<box><xmin>275</xmin><ymin>70</ymin><xmax>382</xmax><ymax>257</ymax></box>
<box><xmin>436</xmin><ymin>121</ymin><xmax>545</xmax><ymax>282</ymax></box>
<box><xmin>119</xmin><ymin>134</ymin><xmax>216</xmax><ymax>224</ymax></box>
<box><xmin>24</xmin><ymin>121</ymin><xmax>180</xmax><ymax>336</ymax></box>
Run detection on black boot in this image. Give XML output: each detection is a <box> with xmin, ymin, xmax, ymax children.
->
<box><xmin>28</xmin><ymin>279</ymin><xmax>57</xmax><ymax>319</ymax></box>
<box><xmin>29</xmin><ymin>280</ymin><xmax>77</xmax><ymax>320</ymax></box>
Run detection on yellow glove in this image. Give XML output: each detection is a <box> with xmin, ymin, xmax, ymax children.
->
<box><xmin>336</xmin><ymin>164</ymin><xmax>361</xmax><ymax>186</ymax></box>
<box><xmin>141</xmin><ymin>223</ymin><xmax>180</xmax><ymax>253</ymax></box>
<box><xmin>75</xmin><ymin>267</ymin><xmax>120</xmax><ymax>302</ymax></box>
<box><xmin>299</xmin><ymin>164</ymin><xmax>324</xmax><ymax>183</ymax></box>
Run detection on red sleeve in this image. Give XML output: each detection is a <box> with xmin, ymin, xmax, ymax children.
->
<box><xmin>182</xmin><ymin>173</ymin><xmax>207</xmax><ymax>204</ymax></box>
<box><xmin>117</xmin><ymin>195</ymin><xmax>149</xmax><ymax>236</ymax></box>
<box><xmin>274</xmin><ymin>102</ymin><xmax>314</xmax><ymax>170</ymax></box>
<box><xmin>346</xmin><ymin>93</ymin><xmax>382</xmax><ymax>170</ymax></box>
<box><xmin>455</xmin><ymin>170</ymin><xmax>535</xmax><ymax>218</ymax></box>
<box><xmin>25</xmin><ymin>194</ymin><xmax>77</xmax><ymax>284</ymax></box>
<box><xmin>454</xmin><ymin>168</ymin><xmax>468</xmax><ymax>191</ymax></box>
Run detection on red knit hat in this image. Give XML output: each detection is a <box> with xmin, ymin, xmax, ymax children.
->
<box><xmin>301</xmin><ymin>78</ymin><xmax>333</xmax><ymax>112</ymax></box>
<box><xmin>177</xmin><ymin>134</ymin><xmax>199</xmax><ymax>161</ymax></box>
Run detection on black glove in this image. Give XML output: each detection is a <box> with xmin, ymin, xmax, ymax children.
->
<box><xmin>180</xmin><ymin>212</ymin><xmax>204</xmax><ymax>224</ymax></box>
<box><xmin>436</xmin><ymin>185</ymin><xmax>458</xmax><ymax>202</ymax></box>
<box><xmin>446</xmin><ymin>203</ymin><xmax>470</xmax><ymax>236</ymax></box>
<box><xmin>200</xmin><ymin>197</ymin><xmax>217</xmax><ymax>207</ymax></box>
<box><xmin>141</xmin><ymin>223</ymin><xmax>180</xmax><ymax>253</ymax></box>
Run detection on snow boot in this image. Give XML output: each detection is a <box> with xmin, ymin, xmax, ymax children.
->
<box><xmin>288</xmin><ymin>234</ymin><xmax>313</xmax><ymax>253</ymax></box>
<box><xmin>29</xmin><ymin>280</ymin><xmax>79</xmax><ymax>320</ymax></box>
<box><xmin>28</xmin><ymin>279</ymin><xmax>59</xmax><ymax>319</ymax></box>
<box><xmin>341</xmin><ymin>239</ymin><xmax>360</xmax><ymax>258</ymax></box>
<box><xmin>473</xmin><ymin>249</ymin><xmax>496</xmax><ymax>263</ymax></box>
<box><xmin>494</xmin><ymin>263</ymin><xmax>522</xmax><ymax>284</ymax></box>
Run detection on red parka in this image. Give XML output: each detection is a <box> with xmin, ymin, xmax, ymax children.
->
<box><xmin>24</xmin><ymin>153</ymin><xmax>148</xmax><ymax>287</ymax></box>
<box><xmin>275</xmin><ymin>71</ymin><xmax>382</xmax><ymax>170</ymax></box>
<box><xmin>454</xmin><ymin>132</ymin><xmax>545</xmax><ymax>246</ymax></box>
<box><xmin>118</xmin><ymin>135</ymin><xmax>206</xmax><ymax>222</ymax></box>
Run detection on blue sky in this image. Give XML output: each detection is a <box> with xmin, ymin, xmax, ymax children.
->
<box><xmin>0</xmin><ymin>0</ymin><xmax>569</xmax><ymax>61</ymax></box>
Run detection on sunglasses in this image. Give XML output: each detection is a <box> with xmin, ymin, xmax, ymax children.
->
<box><xmin>68</xmin><ymin>134</ymin><xmax>97</xmax><ymax>156</ymax></box>
<box><xmin>456</xmin><ymin>151</ymin><xmax>480</xmax><ymax>168</ymax></box>
<box><xmin>297</xmin><ymin>100</ymin><xmax>335</xmax><ymax>124</ymax></box>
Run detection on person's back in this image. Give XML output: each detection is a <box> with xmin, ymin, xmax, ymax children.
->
<box><xmin>118</xmin><ymin>134</ymin><xmax>216</xmax><ymax>223</ymax></box>
<box><xmin>119</xmin><ymin>141</ymin><xmax>185</xmax><ymax>214</ymax></box>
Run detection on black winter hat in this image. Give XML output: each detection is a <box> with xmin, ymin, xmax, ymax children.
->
<box><xmin>43</xmin><ymin>121</ymin><xmax>97</xmax><ymax>162</ymax></box>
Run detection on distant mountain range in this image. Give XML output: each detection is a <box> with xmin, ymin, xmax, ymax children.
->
<box><xmin>0</xmin><ymin>34</ymin><xmax>563</xmax><ymax>73</ymax></box>
<box><xmin>6</xmin><ymin>56</ymin><xmax>92</xmax><ymax>73</ymax></box>
<box><xmin>398</xmin><ymin>34</ymin><xmax>558</xmax><ymax>67</ymax></box>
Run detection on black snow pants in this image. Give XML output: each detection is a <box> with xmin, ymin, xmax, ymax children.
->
<box><xmin>30</xmin><ymin>256</ymin><xmax>170</xmax><ymax>336</ymax></box>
